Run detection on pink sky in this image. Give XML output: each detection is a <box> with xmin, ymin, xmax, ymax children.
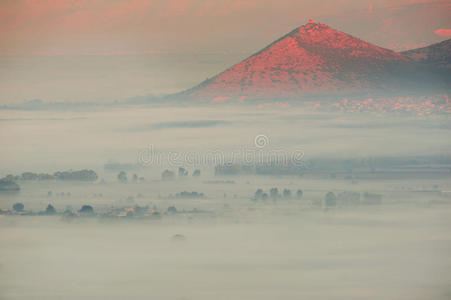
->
<box><xmin>0</xmin><ymin>0</ymin><xmax>449</xmax><ymax>104</ymax></box>
<box><xmin>0</xmin><ymin>0</ymin><xmax>450</xmax><ymax>55</ymax></box>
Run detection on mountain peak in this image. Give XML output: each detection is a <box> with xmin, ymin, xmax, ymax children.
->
<box><xmin>184</xmin><ymin>23</ymin><xmax>411</xmax><ymax>101</ymax></box>
<box><xmin>301</xmin><ymin>20</ymin><xmax>329</xmax><ymax>30</ymax></box>
<box><xmin>281</xmin><ymin>21</ymin><xmax>330</xmax><ymax>40</ymax></box>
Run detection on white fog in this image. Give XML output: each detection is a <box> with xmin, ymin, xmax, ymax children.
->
<box><xmin>1</xmin><ymin>105</ymin><xmax>451</xmax><ymax>299</ymax></box>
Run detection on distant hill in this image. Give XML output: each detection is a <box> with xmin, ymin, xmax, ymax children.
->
<box><xmin>401</xmin><ymin>39</ymin><xmax>451</xmax><ymax>70</ymax></box>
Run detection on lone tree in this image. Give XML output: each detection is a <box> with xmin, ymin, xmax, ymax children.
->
<box><xmin>45</xmin><ymin>204</ymin><xmax>56</xmax><ymax>215</ymax></box>
<box><xmin>270</xmin><ymin>188</ymin><xmax>279</xmax><ymax>201</ymax></box>
<box><xmin>12</xmin><ymin>202</ymin><xmax>24</xmax><ymax>212</ymax></box>
<box><xmin>283</xmin><ymin>188</ymin><xmax>292</xmax><ymax>199</ymax></box>
<box><xmin>178</xmin><ymin>167</ymin><xmax>188</xmax><ymax>178</ymax></box>
<box><xmin>192</xmin><ymin>169</ymin><xmax>201</xmax><ymax>177</ymax></box>
<box><xmin>79</xmin><ymin>205</ymin><xmax>94</xmax><ymax>216</ymax></box>
<box><xmin>254</xmin><ymin>188</ymin><xmax>264</xmax><ymax>200</ymax></box>
<box><xmin>167</xmin><ymin>206</ymin><xmax>177</xmax><ymax>214</ymax></box>
<box><xmin>296</xmin><ymin>189</ymin><xmax>303</xmax><ymax>199</ymax></box>
<box><xmin>325</xmin><ymin>192</ymin><xmax>337</xmax><ymax>207</ymax></box>
<box><xmin>132</xmin><ymin>174</ymin><xmax>138</xmax><ymax>183</ymax></box>
<box><xmin>161</xmin><ymin>170</ymin><xmax>175</xmax><ymax>180</ymax></box>
<box><xmin>117</xmin><ymin>171</ymin><xmax>128</xmax><ymax>183</ymax></box>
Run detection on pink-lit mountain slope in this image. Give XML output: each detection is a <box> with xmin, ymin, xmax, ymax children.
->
<box><xmin>181</xmin><ymin>21</ymin><xmax>417</xmax><ymax>101</ymax></box>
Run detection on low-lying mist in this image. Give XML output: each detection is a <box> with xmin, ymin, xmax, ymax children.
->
<box><xmin>0</xmin><ymin>104</ymin><xmax>450</xmax><ymax>172</ymax></box>
<box><xmin>1</xmin><ymin>103</ymin><xmax>451</xmax><ymax>299</ymax></box>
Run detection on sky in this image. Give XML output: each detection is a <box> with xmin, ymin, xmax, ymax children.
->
<box><xmin>1</xmin><ymin>0</ymin><xmax>450</xmax><ymax>55</ymax></box>
<box><xmin>0</xmin><ymin>0</ymin><xmax>450</xmax><ymax>103</ymax></box>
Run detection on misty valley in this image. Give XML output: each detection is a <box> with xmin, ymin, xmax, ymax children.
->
<box><xmin>1</xmin><ymin>105</ymin><xmax>450</xmax><ymax>300</ymax></box>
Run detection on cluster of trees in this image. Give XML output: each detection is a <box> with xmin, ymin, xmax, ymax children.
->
<box><xmin>215</xmin><ymin>164</ymin><xmax>248</xmax><ymax>176</ymax></box>
<box><xmin>47</xmin><ymin>191</ymin><xmax>72</xmax><ymax>197</ymax></box>
<box><xmin>117</xmin><ymin>171</ymin><xmax>145</xmax><ymax>183</ymax></box>
<box><xmin>251</xmin><ymin>189</ymin><xmax>382</xmax><ymax>207</ymax></box>
<box><xmin>5</xmin><ymin>202</ymin><xmax>95</xmax><ymax>216</ymax></box>
<box><xmin>3</xmin><ymin>202</ymin><xmax>180</xmax><ymax>219</ymax></box>
<box><xmin>175</xmin><ymin>191</ymin><xmax>205</xmax><ymax>199</ymax></box>
<box><xmin>253</xmin><ymin>188</ymin><xmax>303</xmax><ymax>201</ymax></box>
<box><xmin>161</xmin><ymin>168</ymin><xmax>201</xmax><ymax>180</ymax></box>
<box><xmin>6</xmin><ymin>170</ymin><xmax>98</xmax><ymax>182</ymax></box>
<box><xmin>324</xmin><ymin>191</ymin><xmax>382</xmax><ymax>207</ymax></box>
<box><xmin>165</xmin><ymin>206</ymin><xmax>208</xmax><ymax>216</ymax></box>
<box><xmin>54</xmin><ymin>170</ymin><xmax>98</xmax><ymax>181</ymax></box>
<box><xmin>0</xmin><ymin>176</ymin><xmax>20</xmax><ymax>191</ymax></box>
<box><xmin>255</xmin><ymin>164</ymin><xmax>306</xmax><ymax>176</ymax></box>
